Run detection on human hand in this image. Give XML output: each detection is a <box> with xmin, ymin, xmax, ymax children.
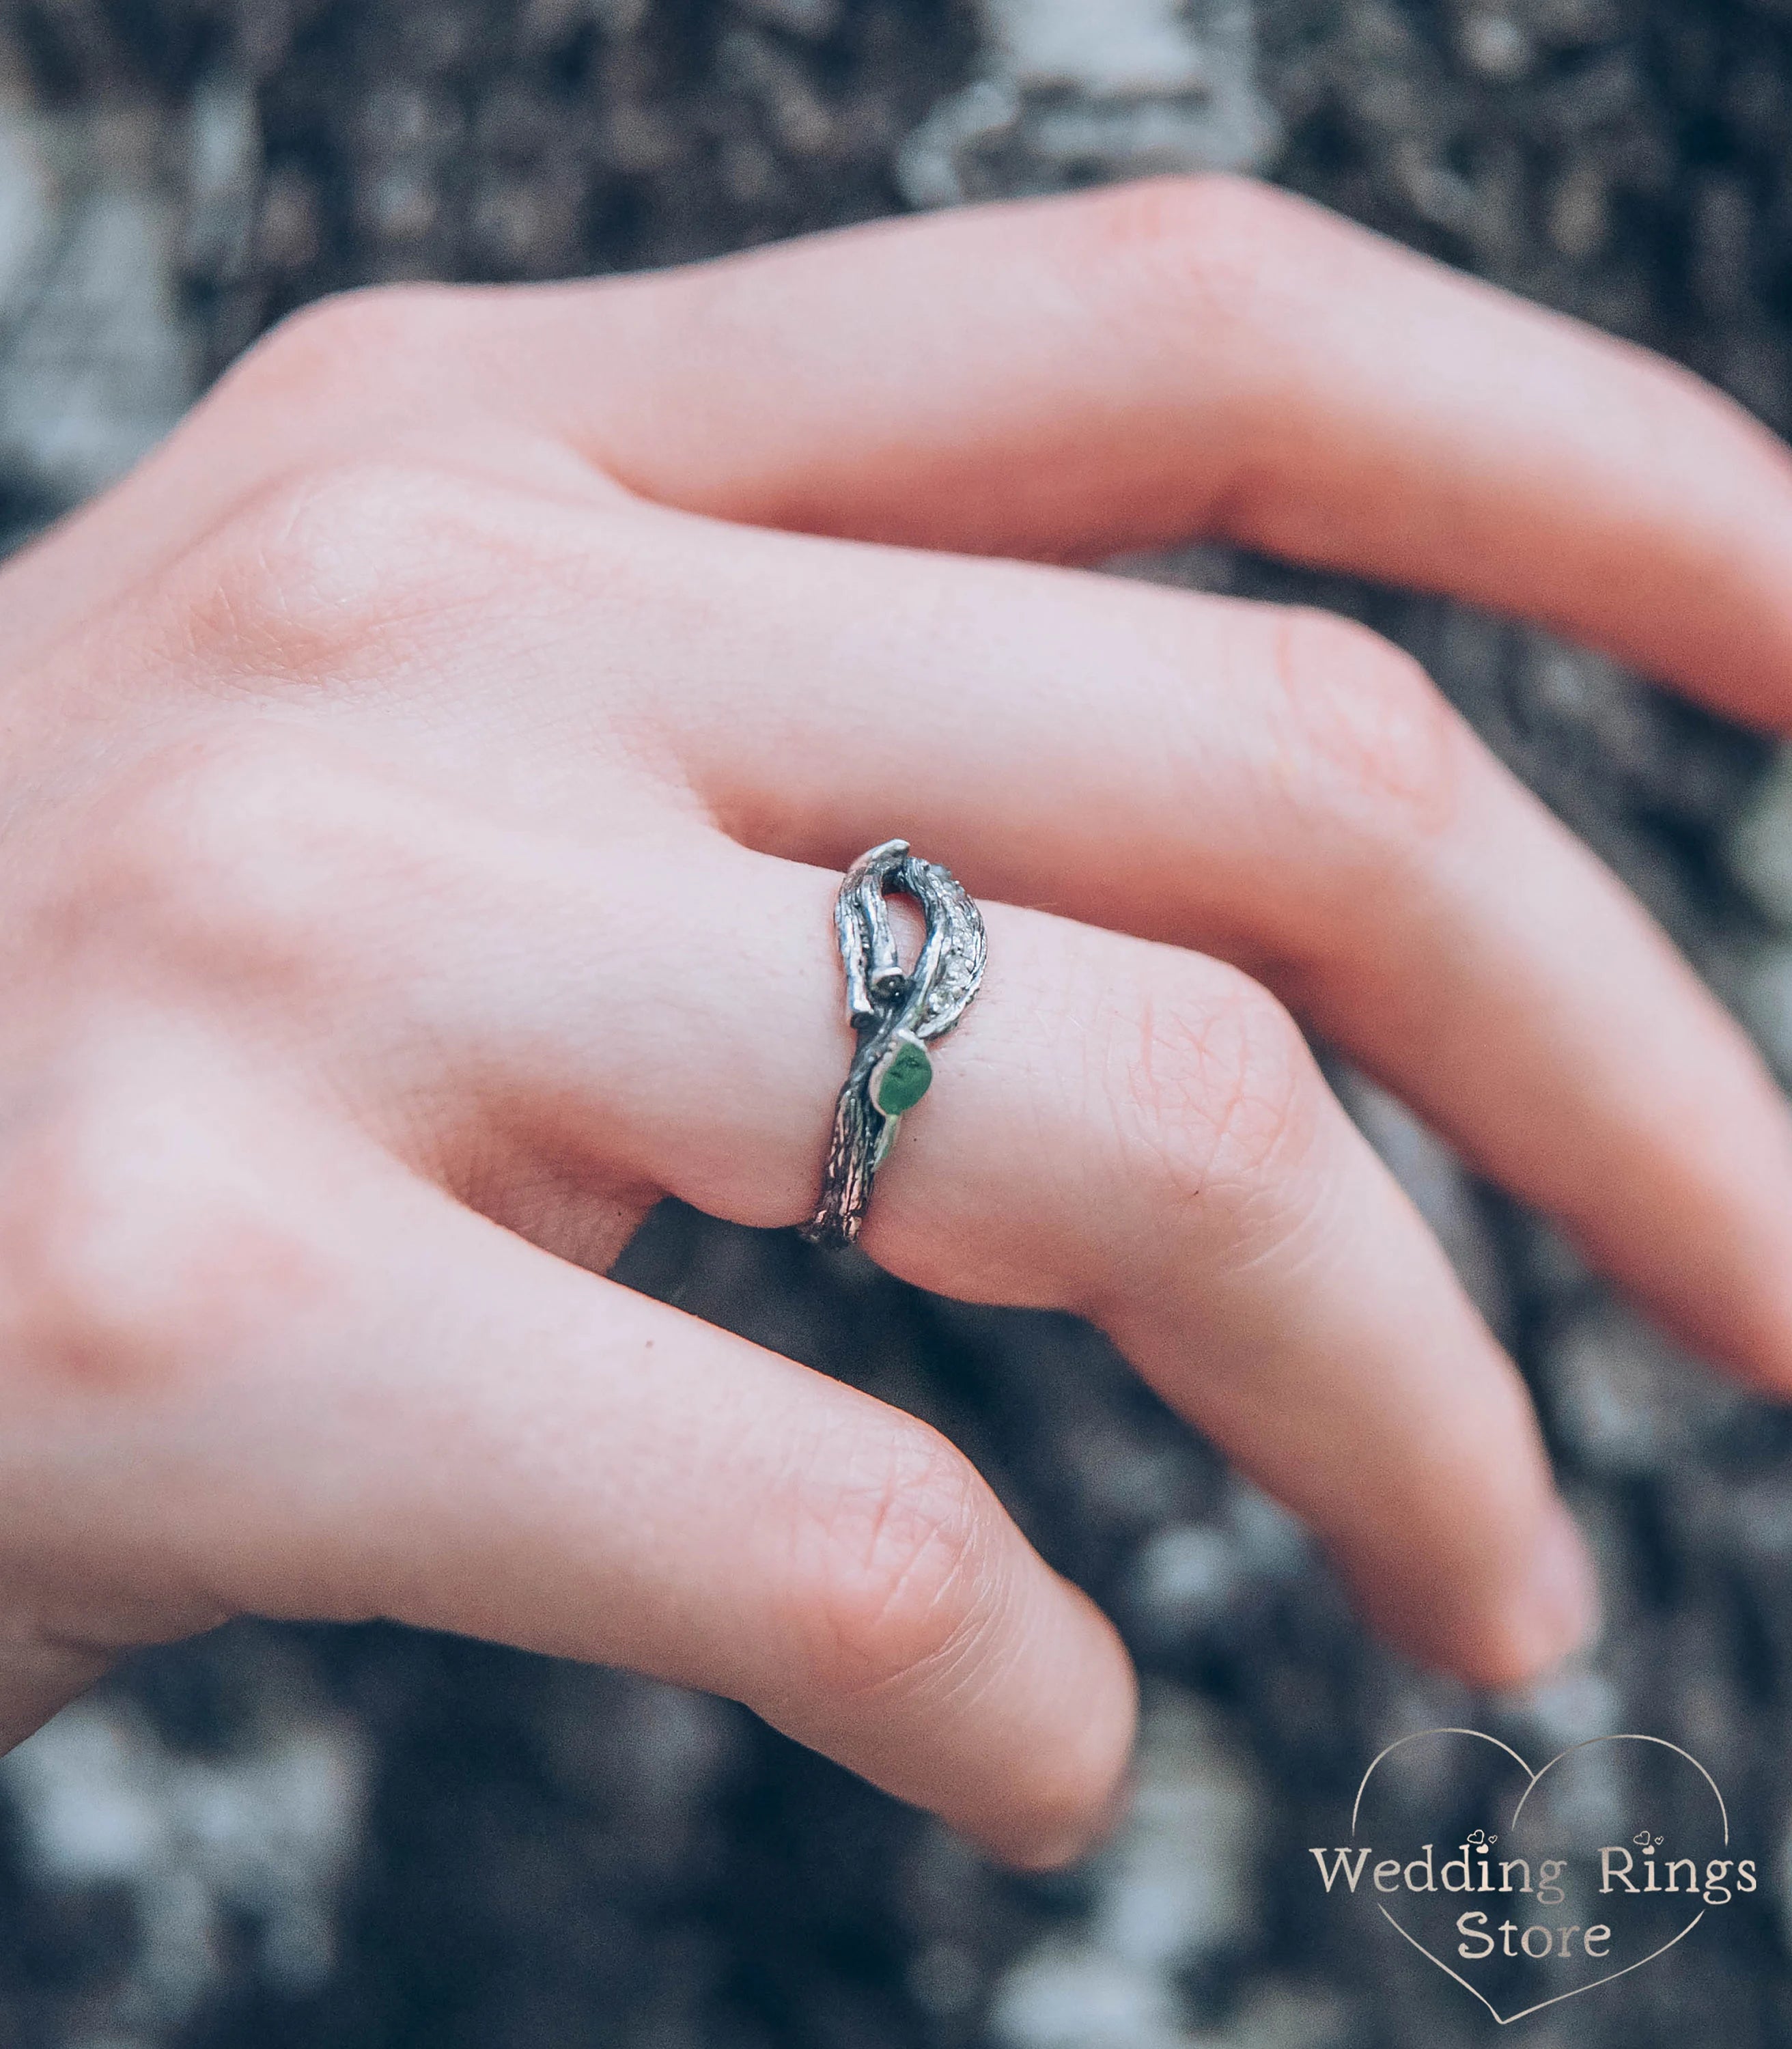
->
<box><xmin>5</xmin><ymin>176</ymin><xmax>1792</xmax><ymax>1867</ymax></box>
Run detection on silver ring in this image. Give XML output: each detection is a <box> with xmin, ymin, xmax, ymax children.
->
<box><xmin>801</xmin><ymin>839</ymin><xmax>987</xmax><ymax>1249</ymax></box>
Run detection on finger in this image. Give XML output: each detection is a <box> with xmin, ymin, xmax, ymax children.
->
<box><xmin>337</xmin><ymin>1202</ymin><xmax>1136</xmax><ymax>1870</ymax></box>
<box><xmin>0</xmin><ymin>1110</ymin><xmax>1132</xmax><ymax>1867</ymax></box>
<box><xmin>443</xmin><ymin>495</ymin><xmax>1792</xmax><ymax>1395</ymax></box>
<box><xmin>523</xmin><ymin>177</ymin><xmax>1792</xmax><ymax>728</ymax></box>
<box><xmin>402</xmin><ymin>833</ymin><xmax>1599</xmax><ymax>1689</ymax></box>
<box><xmin>0</xmin><ymin>1636</ymin><xmax>113</xmax><ymax>1753</ymax></box>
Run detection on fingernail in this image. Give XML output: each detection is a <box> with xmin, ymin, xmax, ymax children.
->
<box><xmin>1518</xmin><ymin>1501</ymin><xmax>1602</xmax><ymax>1670</ymax></box>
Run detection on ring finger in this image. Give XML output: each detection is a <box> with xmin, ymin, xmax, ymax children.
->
<box><xmin>355</xmin><ymin>488</ymin><xmax>1792</xmax><ymax>1397</ymax></box>
<box><xmin>382</xmin><ymin>823</ymin><xmax>1599</xmax><ymax>1688</ymax></box>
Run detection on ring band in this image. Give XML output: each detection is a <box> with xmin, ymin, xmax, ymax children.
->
<box><xmin>801</xmin><ymin>839</ymin><xmax>987</xmax><ymax>1249</ymax></box>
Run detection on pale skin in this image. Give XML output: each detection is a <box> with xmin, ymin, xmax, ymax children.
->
<box><xmin>4</xmin><ymin>174</ymin><xmax>1792</xmax><ymax>1869</ymax></box>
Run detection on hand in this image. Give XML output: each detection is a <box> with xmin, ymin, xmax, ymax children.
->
<box><xmin>4</xmin><ymin>176</ymin><xmax>1791</xmax><ymax>1869</ymax></box>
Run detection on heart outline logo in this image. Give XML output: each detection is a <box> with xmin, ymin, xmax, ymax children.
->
<box><xmin>1352</xmin><ymin>1727</ymin><xmax>1729</xmax><ymax>2026</ymax></box>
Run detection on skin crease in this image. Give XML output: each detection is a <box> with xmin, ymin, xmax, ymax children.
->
<box><xmin>3</xmin><ymin>175</ymin><xmax>1792</xmax><ymax>1869</ymax></box>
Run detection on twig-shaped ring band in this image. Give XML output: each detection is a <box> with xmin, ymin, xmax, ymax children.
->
<box><xmin>801</xmin><ymin>840</ymin><xmax>987</xmax><ymax>1249</ymax></box>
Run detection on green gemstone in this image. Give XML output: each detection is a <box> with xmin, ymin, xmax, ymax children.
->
<box><xmin>871</xmin><ymin>1034</ymin><xmax>934</xmax><ymax>1117</ymax></box>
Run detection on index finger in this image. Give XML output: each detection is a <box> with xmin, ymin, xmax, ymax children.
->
<box><xmin>536</xmin><ymin>176</ymin><xmax>1792</xmax><ymax>729</ymax></box>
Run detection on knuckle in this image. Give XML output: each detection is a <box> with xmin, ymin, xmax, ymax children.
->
<box><xmin>787</xmin><ymin>1421</ymin><xmax>997</xmax><ymax>1705</ymax></box>
<box><xmin>94</xmin><ymin>732</ymin><xmax>310</xmax><ymax>932</ymax></box>
<box><xmin>180</xmin><ymin>458</ymin><xmax>527</xmax><ymax>683</ymax></box>
<box><xmin>1069</xmin><ymin>171</ymin><xmax>1300</xmax><ymax>280</ymax></box>
<box><xmin>1265</xmin><ymin>607</ymin><xmax>1464</xmax><ymax>866</ymax></box>
<box><xmin>228</xmin><ymin>282</ymin><xmax>475</xmax><ymax>410</ymax></box>
<box><xmin>1061</xmin><ymin>174</ymin><xmax>1321</xmax><ymax>376</ymax></box>
<box><xmin>66</xmin><ymin>730</ymin><xmax>403</xmax><ymax>999</ymax></box>
<box><xmin>1106</xmin><ymin>962</ymin><xmax>1319</xmax><ymax>1211</ymax></box>
<box><xmin>0</xmin><ymin>1082</ymin><xmax>319</xmax><ymax>1395</ymax></box>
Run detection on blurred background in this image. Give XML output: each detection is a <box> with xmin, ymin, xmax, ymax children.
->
<box><xmin>2</xmin><ymin>1</ymin><xmax>1792</xmax><ymax>2043</ymax></box>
